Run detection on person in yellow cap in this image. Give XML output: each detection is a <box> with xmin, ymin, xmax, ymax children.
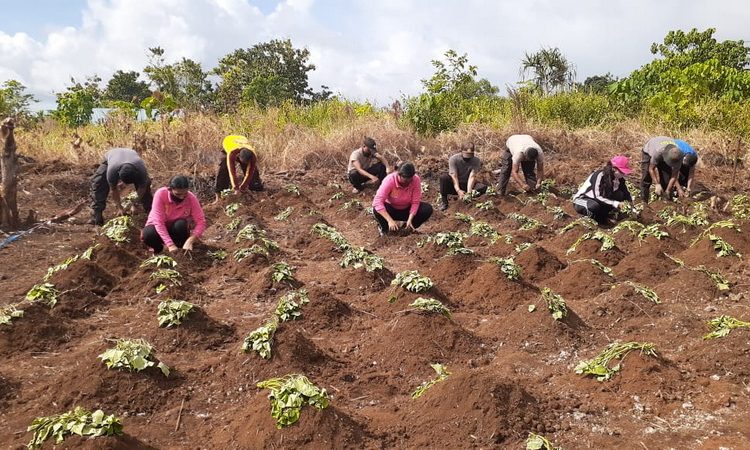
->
<box><xmin>214</xmin><ymin>135</ymin><xmax>263</xmax><ymax>202</ymax></box>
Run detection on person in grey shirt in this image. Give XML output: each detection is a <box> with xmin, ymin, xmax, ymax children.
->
<box><xmin>347</xmin><ymin>137</ymin><xmax>392</xmax><ymax>193</ymax></box>
<box><xmin>640</xmin><ymin>136</ymin><xmax>684</xmax><ymax>202</ymax></box>
<box><xmin>437</xmin><ymin>142</ymin><xmax>486</xmax><ymax>211</ymax></box>
<box><xmin>90</xmin><ymin>147</ymin><xmax>152</xmax><ymax>225</ymax></box>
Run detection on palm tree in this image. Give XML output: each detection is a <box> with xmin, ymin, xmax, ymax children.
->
<box><xmin>520</xmin><ymin>47</ymin><xmax>577</xmax><ymax>95</ymax></box>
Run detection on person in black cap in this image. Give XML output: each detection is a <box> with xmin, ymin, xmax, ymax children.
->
<box><xmin>90</xmin><ymin>147</ymin><xmax>152</xmax><ymax>225</ymax></box>
<box><xmin>347</xmin><ymin>137</ymin><xmax>392</xmax><ymax>193</ymax></box>
<box><xmin>437</xmin><ymin>142</ymin><xmax>486</xmax><ymax>211</ymax></box>
<box><xmin>641</xmin><ymin>136</ymin><xmax>685</xmax><ymax>202</ymax></box>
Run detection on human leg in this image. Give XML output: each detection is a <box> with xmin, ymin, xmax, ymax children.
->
<box><xmin>90</xmin><ymin>162</ymin><xmax>109</xmax><ymax>225</ymax></box>
<box><xmin>142</xmin><ymin>224</ymin><xmax>164</xmax><ymax>253</ymax></box>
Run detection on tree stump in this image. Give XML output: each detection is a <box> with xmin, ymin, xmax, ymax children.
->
<box><xmin>1</xmin><ymin>117</ymin><xmax>19</xmax><ymax>230</ymax></box>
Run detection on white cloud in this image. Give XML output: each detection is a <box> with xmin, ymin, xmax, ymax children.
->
<box><xmin>0</xmin><ymin>0</ymin><xmax>748</xmax><ymax>109</ymax></box>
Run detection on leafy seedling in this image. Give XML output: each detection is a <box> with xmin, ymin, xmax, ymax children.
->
<box><xmin>25</xmin><ymin>283</ymin><xmax>60</xmax><ymax>308</ymax></box>
<box><xmin>234</xmin><ymin>246</ymin><xmax>267</xmax><ymax>261</ymax></box>
<box><xmin>80</xmin><ymin>244</ymin><xmax>99</xmax><ymax>260</ymax></box>
<box><xmin>575</xmin><ymin>342</ymin><xmax>657</xmax><ymax>381</ymax></box>
<box><xmin>420</xmin><ymin>181</ymin><xmax>429</xmax><ymax>194</ymax></box>
<box><xmin>219</xmin><ymin>189</ymin><xmax>233</xmax><ymax>198</ymax></box>
<box><xmin>311</xmin><ymin>223</ymin><xmax>350</xmax><ymax>251</ymax></box>
<box><xmin>207</xmin><ymin>249</ymin><xmax>228</xmax><ymax>261</ymax></box>
<box><xmin>242</xmin><ymin>317</ymin><xmax>279</xmax><ymax>359</ymax></box>
<box><xmin>729</xmin><ymin>194</ymin><xmax>750</xmax><ymax>219</ymax></box>
<box><xmin>391</xmin><ymin>270</ymin><xmax>434</xmax><ymax>293</ymax></box>
<box><xmin>488</xmin><ymin>257</ymin><xmax>521</xmax><ymax>281</ymax></box>
<box><xmin>0</xmin><ymin>304</ymin><xmax>24</xmax><ymax>325</ymax></box>
<box><xmin>224</xmin><ymin>202</ymin><xmax>240</xmax><ymax>217</ymax></box>
<box><xmin>271</xmin><ymin>262</ymin><xmax>296</xmax><ymax>284</ymax></box>
<box><xmin>275</xmin><ymin>290</ymin><xmax>309</xmax><ymax>322</ymax></box>
<box><xmin>408</xmin><ymin>298</ymin><xmax>451</xmax><ymax>319</ymax></box>
<box><xmin>98</xmin><ymin>338</ymin><xmax>170</xmax><ymax>376</ymax></box>
<box><xmin>693</xmin><ymin>265</ymin><xmax>730</xmax><ymax>291</ymax></box>
<box><xmin>454</xmin><ymin>212</ymin><xmax>475</xmax><ymax>223</ymax></box>
<box><xmin>157</xmin><ymin>299</ymin><xmax>194</xmax><ymax>327</ymax></box>
<box><xmin>236</xmin><ymin>224</ymin><xmax>265</xmax><ymax>243</ymax></box>
<box><xmin>340</xmin><ymin>199</ymin><xmax>362</xmax><ymax>210</ymax></box>
<box><xmin>637</xmin><ymin>224</ymin><xmax>669</xmax><ymax>241</ymax></box>
<box><xmin>541</xmin><ymin>287</ymin><xmax>567</xmax><ymax>320</ymax></box>
<box><xmin>150</xmin><ymin>269</ymin><xmax>182</xmax><ymax>288</ymax></box>
<box><xmin>469</xmin><ymin>221</ymin><xmax>500</xmax><ymax>241</ymax></box>
<box><xmin>284</xmin><ymin>184</ymin><xmax>301</xmax><ymax>196</ymax></box>
<box><xmin>690</xmin><ymin>220</ymin><xmax>741</xmax><ymax>247</ymax></box>
<box><xmin>26</xmin><ymin>407</ymin><xmax>122</xmax><ymax>449</ymax></box>
<box><xmin>611</xmin><ymin>220</ymin><xmax>644</xmax><ymax>235</ymax></box>
<box><xmin>623</xmin><ymin>281</ymin><xmax>660</xmax><ymax>304</ymax></box>
<box><xmin>509</xmin><ymin>213</ymin><xmax>544</xmax><ymax>231</ymax></box>
<box><xmin>526</xmin><ymin>432</ymin><xmax>562</xmax><ymax>450</ymax></box>
<box><xmin>462</xmin><ymin>190</ymin><xmax>480</xmax><ymax>203</ymax></box>
<box><xmin>257</xmin><ymin>374</ymin><xmax>329</xmax><ymax>428</ymax></box>
<box><xmin>140</xmin><ymin>255</ymin><xmax>177</xmax><ymax>269</ymax></box>
<box><xmin>547</xmin><ymin>206</ymin><xmax>567</xmax><ymax>220</ymax></box>
<box><xmin>567</xmin><ymin>231</ymin><xmax>616</xmax><ymax>254</ymax></box>
<box><xmin>274</xmin><ymin>206</ymin><xmax>293</xmax><ymax>221</ymax></box>
<box><xmin>619</xmin><ymin>201</ymin><xmax>643</xmax><ymax>218</ymax></box>
<box><xmin>703</xmin><ymin>315</ymin><xmax>750</xmax><ymax>339</ymax></box>
<box><xmin>515</xmin><ymin>242</ymin><xmax>533</xmax><ymax>253</ymax></box>
<box><xmin>574</xmin><ymin>259</ymin><xmax>614</xmax><ymax>277</ymax></box>
<box><xmin>340</xmin><ymin>246</ymin><xmax>385</xmax><ymax>272</ymax></box>
<box><xmin>663</xmin><ymin>252</ymin><xmax>685</xmax><ymax>267</ymax></box>
<box><xmin>411</xmin><ymin>363</ymin><xmax>450</xmax><ymax>399</ymax></box>
<box><xmin>329</xmin><ymin>192</ymin><xmax>344</xmax><ymax>201</ymax></box>
<box><xmin>101</xmin><ymin>216</ymin><xmax>133</xmax><ymax>243</ymax></box>
<box><xmin>432</xmin><ymin>231</ymin><xmax>473</xmax><ymax>255</ymax></box>
<box><xmin>226</xmin><ymin>218</ymin><xmax>241</xmax><ymax>231</ymax></box>
<box><xmin>559</xmin><ymin>217</ymin><xmax>597</xmax><ymax>234</ymax></box>
<box><xmin>708</xmin><ymin>234</ymin><xmax>741</xmax><ymax>258</ymax></box>
<box><xmin>475</xmin><ymin>200</ymin><xmax>493</xmax><ymax>211</ymax></box>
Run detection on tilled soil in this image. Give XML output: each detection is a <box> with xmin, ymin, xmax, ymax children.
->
<box><xmin>1</xmin><ymin>154</ymin><xmax>750</xmax><ymax>449</ymax></box>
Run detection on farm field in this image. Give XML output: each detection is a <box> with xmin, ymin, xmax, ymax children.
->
<box><xmin>1</xmin><ymin>148</ymin><xmax>750</xmax><ymax>449</ymax></box>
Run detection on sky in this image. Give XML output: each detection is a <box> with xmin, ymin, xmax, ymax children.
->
<box><xmin>0</xmin><ymin>0</ymin><xmax>748</xmax><ymax>110</ymax></box>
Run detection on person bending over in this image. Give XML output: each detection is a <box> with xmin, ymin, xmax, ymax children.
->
<box><xmin>437</xmin><ymin>142</ymin><xmax>487</xmax><ymax>211</ymax></box>
<box><xmin>90</xmin><ymin>147</ymin><xmax>152</xmax><ymax>225</ymax></box>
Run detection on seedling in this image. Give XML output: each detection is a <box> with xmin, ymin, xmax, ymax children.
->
<box><xmin>226</xmin><ymin>218</ymin><xmax>241</xmax><ymax>230</ymax></box>
<box><xmin>234</xmin><ymin>246</ymin><xmax>268</xmax><ymax>261</ymax></box>
<box><xmin>420</xmin><ymin>181</ymin><xmax>429</xmax><ymax>194</ymax></box>
<box><xmin>274</xmin><ymin>206</ymin><xmax>293</xmax><ymax>221</ymax></box>
<box><xmin>26</xmin><ymin>407</ymin><xmax>122</xmax><ymax>449</ymax></box>
<box><xmin>559</xmin><ymin>217</ymin><xmax>597</xmax><ymax>234</ymax></box>
<box><xmin>149</xmin><ymin>269</ymin><xmax>182</xmax><ymax>287</ymax></box>
<box><xmin>329</xmin><ymin>192</ymin><xmax>344</xmax><ymax>201</ymax></box>
<box><xmin>475</xmin><ymin>200</ymin><xmax>493</xmax><ymax>211</ymax></box>
<box><xmin>488</xmin><ymin>257</ymin><xmax>521</xmax><ymax>281</ymax></box>
<box><xmin>25</xmin><ymin>283</ymin><xmax>60</xmax><ymax>308</ymax></box>
<box><xmin>693</xmin><ymin>265</ymin><xmax>730</xmax><ymax>291</ymax></box>
<box><xmin>271</xmin><ymin>262</ymin><xmax>296</xmax><ymax>284</ymax></box>
<box><xmin>340</xmin><ymin>199</ymin><xmax>362</xmax><ymax>210</ymax></box>
<box><xmin>285</xmin><ymin>184</ymin><xmax>301</xmax><ymax>196</ymax></box>
<box><xmin>619</xmin><ymin>202</ymin><xmax>643</xmax><ymax>218</ymax></box>
<box><xmin>515</xmin><ymin>242</ymin><xmax>533</xmax><ymax>253</ymax></box>
<box><xmin>541</xmin><ymin>287</ymin><xmax>567</xmax><ymax>320</ymax></box>
<box><xmin>509</xmin><ymin>213</ymin><xmax>544</xmax><ymax>231</ymax></box>
<box><xmin>663</xmin><ymin>252</ymin><xmax>685</xmax><ymax>267</ymax></box>
<box><xmin>242</xmin><ymin>317</ymin><xmax>279</xmax><ymax>359</ymax></box>
<box><xmin>207</xmin><ymin>249</ymin><xmax>228</xmax><ymax>261</ymax></box>
<box><xmin>611</xmin><ymin>220</ymin><xmax>644</xmax><ymax>235</ymax></box>
<box><xmin>637</xmin><ymin>224</ymin><xmax>669</xmax><ymax>241</ymax></box>
<box><xmin>462</xmin><ymin>190</ymin><xmax>480</xmax><ymax>203</ymax></box>
<box><xmin>574</xmin><ymin>259</ymin><xmax>614</xmax><ymax>277</ymax></box>
<box><xmin>690</xmin><ymin>220</ymin><xmax>741</xmax><ymax>247</ymax></box>
<box><xmin>80</xmin><ymin>244</ymin><xmax>99</xmax><ymax>260</ymax></box>
<box><xmin>469</xmin><ymin>221</ymin><xmax>500</xmax><ymax>241</ymax></box>
<box><xmin>567</xmin><ymin>231</ymin><xmax>616</xmax><ymax>254</ymax></box>
<box><xmin>547</xmin><ymin>206</ymin><xmax>567</xmax><ymax>220</ymax></box>
<box><xmin>43</xmin><ymin>254</ymin><xmax>80</xmax><ymax>281</ymax></box>
<box><xmin>707</xmin><ymin>234</ymin><xmax>741</xmax><ymax>258</ymax></box>
<box><xmin>98</xmin><ymin>338</ymin><xmax>170</xmax><ymax>376</ymax></box>
<box><xmin>432</xmin><ymin>231</ymin><xmax>474</xmax><ymax>255</ymax></box>
<box><xmin>391</xmin><ymin>270</ymin><xmax>433</xmax><ymax>293</ymax></box>
<box><xmin>101</xmin><ymin>216</ymin><xmax>132</xmax><ymax>243</ymax></box>
<box><xmin>275</xmin><ymin>290</ymin><xmax>309</xmax><ymax>322</ymax></box>
<box><xmin>411</xmin><ymin>363</ymin><xmax>450</xmax><ymax>399</ymax></box>
<box><xmin>623</xmin><ymin>281</ymin><xmax>660</xmax><ymax>304</ymax></box>
<box><xmin>0</xmin><ymin>304</ymin><xmax>24</xmax><ymax>325</ymax></box>
<box><xmin>340</xmin><ymin>246</ymin><xmax>385</xmax><ymax>272</ymax></box>
<box><xmin>224</xmin><ymin>202</ymin><xmax>240</xmax><ymax>217</ymax></box>
<box><xmin>257</xmin><ymin>374</ymin><xmax>329</xmax><ymax>428</ymax></box>
<box><xmin>485</xmin><ymin>186</ymin><xmax>498</xmax><ymax>196</ymax></box>
<box><xmin>408</xmin><ymin>298</ymin><xmax>451</xmax><ymax>319</ymax></box>
<box><xmin>730</xmin><ymin>194</ymin><xmax>750</xmax><ymax>219</ymax></box>
<box><xmin>312</xmin><ymin>223</ymin><xmax>350</xmax><ymax>251</ymax></box>
<box><xmin>219</xmin><ymin>189</ymin><xmax>232</xmax><ymax>198</ymax></box>
<box><xmin>236</xmin><ymin>224</ymin><xmax>265</xmax><ymax>243</ymax></box>
<box><xmin>140</xmin><ymin>255</ymin><xmax>177</xmax><ymax>269</ymax></box>
<box><xmin>157</xmin><ymin>299</ymin><xmax>194</xmax><ymax>327</ymax></box>
<box><xmin>454</xmin><ymin>212</ymin><xmax>475</xmax><ymax>223</ymax></box>
<box><xmin>575</xmin><ymin>342</ymin><xmax>657</xmax><ymax>381</ymax></box>
<box><xmin>526</xmin><ymin>432</ymin><xmax>562</xmax><ymax>450</ymax></box>
<box><xmin>703</xmin><ymin>315</ymin><xmax>750</xmax><ymax>339</ymax></box>
<box><xmin>120</xmin><ymin>191</ymin><xmax>139</xmax><ymax>210</ymax></box>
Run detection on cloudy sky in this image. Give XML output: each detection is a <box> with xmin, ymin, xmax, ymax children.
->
<box><xmin>0</xmin><ymin>0</ymin><xmax>747</xmax><ymax>109</ymax></box>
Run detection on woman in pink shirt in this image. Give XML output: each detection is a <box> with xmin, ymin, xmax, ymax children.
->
<box><xmin>142</xmin><ymin>175</ymin><xmax>206</xmax><ymax>253</ymax></box>
<box><xmin>372</xmin><ymin>163</ymin><xmax>433</xmax><ymax>236</ymax></box>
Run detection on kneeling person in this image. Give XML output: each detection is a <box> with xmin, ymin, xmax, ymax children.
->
<box><xmin>348</xmin><ymin>137</ymin><xmax>391</xmax><ymax>193</ymax></box>
<box><xmin>214</xmin><ymin>135</ymin><xmax>263</xmax><ymax>202</ymax></box>
<box><xmin>573</xmin><ymin>155</ymin><xmax>633</xmax><ymax>225</ymax></box>
<box><xmin>373</xmin><ymin>163</ymin><xmax>433</xmax><ymax>235</ymax></box>
<box><xmin>438</xmin><ymin>142</ymin><xmax>487</xmax><ymax>211</ymax></box>
<box><xmin>143</xmin><ymin>175</ymin><xmax>206</xmax><ymax>253</ymax></box>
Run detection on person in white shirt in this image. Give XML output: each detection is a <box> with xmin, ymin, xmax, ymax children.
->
<box><xmin>497</xmin><ymin>134</ymin><xmax>545</xmax><ymax>196</ymax></box>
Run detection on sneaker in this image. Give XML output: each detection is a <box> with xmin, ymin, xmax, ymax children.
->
<box><xmin>438</xmin><ymin>198</ymin><xmax>448</xmax><ymax>211</ymax></box>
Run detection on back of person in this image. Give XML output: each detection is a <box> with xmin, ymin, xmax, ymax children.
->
<box><xmin>105</xmin><ymin>148</ymin><xmax>147</xmax><ymax>182</ymax></box>
<box><xmin>506</xmin><ymin>134</ymin><xmax>543</xmax><ymax>162</ymax></box>
<box><xmin>643</xmin><ymin>136</ymin><xmax>677</xmax><ymax>161</ymax></box>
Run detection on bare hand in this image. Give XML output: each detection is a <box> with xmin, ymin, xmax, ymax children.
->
<box><xmin>387</xmin><ymin>219</ymin><xmax>399</xmax><ymax>231</ymax></box>
<box><xmin>183</xmin><ymin>237</ymin><xmax>195</xmax><ymax>251</ymax></box>
<box><xmin>457</xmin><ymin>189</ymin><xmax>466</xmax><ymax>199</ymax></box>
<box><xmin>654</xmin><ymin>185</ymin><xmax>664</xmax><ymax>196</ymax></box>
<box><xmin>405</xmin><ymin>221</ymin><xmax>415</xmax><ymax>231</ymax></box>
<box><xmin>167</xmin><ymin>245</ymin><xmax>179</xmax><ymax>253</ymax></box>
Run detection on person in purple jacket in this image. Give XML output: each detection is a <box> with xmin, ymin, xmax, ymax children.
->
<box><xmin>372</xmin><ymin>162</ymin><xmax>433</xmax><ymax>236</ymax></box>
<box><xmin>142</xmin><ymin>175</ymin><xmax>206</xmax><ymax>253</ymax></box>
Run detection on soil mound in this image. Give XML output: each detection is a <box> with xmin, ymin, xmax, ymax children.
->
<box><xmin>452</xmin><ymin>263</ymin><xmax>538</xmax><ymax>314</ymax></box>
<box><xmin>0</xmin><ymin>304</ymin><xmax>77</xmax><ymax>354</ymax></box>
<box><xmin>54</xmin><ymin>260</ymin><xmax>118</xmax><ymax>296</ymax></box>
<box><xmin>542</xmin><ymin>262</ymin><xmax>613</xmax><ymax>301</ymax></box>
<box><xmin>515</xmin><ymin>245</ymin><xmax>566</xmax><ymax>284</ymax></box>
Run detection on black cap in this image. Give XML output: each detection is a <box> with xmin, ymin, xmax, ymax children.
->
<box><xmin>363</xmin><ymin>137</ymin><xmax>376</xmax><ymax>150</ymax></box>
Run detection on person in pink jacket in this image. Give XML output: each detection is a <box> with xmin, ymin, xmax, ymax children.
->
<box><xmin>142</xmin><ymin>175</ymin><xmax>206</xmax><ymax>253</ymax></box>
<box><xmin>372</xmin><ymin>162</ymin><xmax>433</xmax><ymax>236</ymax></box>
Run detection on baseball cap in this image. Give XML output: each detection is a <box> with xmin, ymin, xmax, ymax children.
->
<box><xmin>610</xmin><ymin>155</ymin><xmax>632</xmax><ymax>175</ymax></box>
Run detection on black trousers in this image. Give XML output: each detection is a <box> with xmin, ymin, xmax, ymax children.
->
<box><xmin>90</xmin><ymin>162</ymin><xmax>152</xmax><ymax>217</ymax></box>
<box><xmin>142</xmin><ymin>219</ymin><xmax>189</xmax><ymax>253</ymax></box>
<box><xmin>641</xmin><ymin>152</ymin><xmax>686</xmax><ymax>202</ymax></box>
<box><xmin>348</xmin><ymin>162</ymin><xmax>386</xmax><ymax>190</ymax></box>
<box><xmin>573</xmin><ymin>188</ymin><xmax>630</xmax><ymax>224</ymax></box>
<box><xmin>373</xmin><ymin>202</ymin><xmax>433</xmax><ymax>233</ymax></box>
<box><xmin>215</xmin><ymin>157</ymin><xmax>263</xmax><ymax>193</ymax></box>
<box><xmin>438</xmin><ymin>174</ymin><xmax>487</xmax><ymax>200</ymax></box>
<box><xmin>497</xmin><ymin>150</ymin><xmax>537</xmax><ymax>195</ymax></box>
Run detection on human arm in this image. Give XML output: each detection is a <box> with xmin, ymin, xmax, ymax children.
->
<box><xmin>373</xmin><ymin>176</ymin><xmax>399</xmax><ymax>230</ymax></box>
<box><xmin>511</xmin><ymin>162</ymin><xmax>529</xmax><ymax>190</ymax></box>
<box><xmin>405</xmin><ymin>176</ymin><xmax>422</xmax><ymax>230</ymax></box>
<box><xmin>686</xmin><ymin>166</ymin><xmax>696</xmax><ymax>194</ymax></box>
<box><xmin>450</xmin><ymin>172</ymin><xmax>465</xmax><ymax>198</ymax></box>
<box><xmin>667</xmin><ymin>167</ymin><xmax>685</xmax><ymax>198</ymax></box>
<box><xmin>149</xmin><ymin>189</ymin><xmax>178</xmax><ymax>251</ymax></box>
<box><xmin>237</xmin><ymin>153</ymin><xmax>256</xmax><ymax>191</ymax></box>
<box><xmin>352</xmin><ymin>159</ymin><xmax>379</xmax><ymax>182</ymax></box>
<box><xmin>649</xmin><ymin>163</ymin><xmax>663</xmax><ymax>195</ymax></box>
<box><xmin>183</xmin><ymin>195</ymin><xmax>206</xmax><ymax>250</ymax></box>
<box><xmin>227</xmin><ymin>151</ymin><xmax>240</xmax><ymax>190</ymax></box>
<box><xmin>592</xmin><ymin>172</ymin><xmax>620</xmax><ymax>208</ymax></box>
<box><xmin>110</xmin><ymin>183</ymin><xmax>126</xmax><ymax>215</ymax></box>
<box><xmin>535</xmin><ymin>157</ymin><xmax>545</xmax><ymax>188</ymax></box>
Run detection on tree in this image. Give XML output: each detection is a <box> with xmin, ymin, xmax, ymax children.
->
<box><xmin>213</xmin><ymin>39</ymin><xmax>321</xmax><ymax>110</ymax></box>
<box><xmin>0</xmin><ymin>80</ymin><xmax>37</xmax><ymax>120</ymax></box>
<box><xmin>650</xmin><ymin>28</ymin><xmax>748</xmax><ymax>70</ymax></box>
<box><xmin>143</xmin><ymin>47</ymin><xmax>214</xmax><ymax>111</ymax></box>
<box><xmin>582</xmin><ymin>73</ymin><xmax>617</xmax><ymax>94</ymax></box>
<box><xmin>53</xmin><ymin>76</ymin><xmax>102</xmax><ymax>128</ymax></box>
<box><xmin>103</xmin><ymin>70</ymin><xmax>151</xmax><ymax>104</ymax></box>
<box><xmin>520</xmin><ymin>47</ymin><xmax>577</xmax><ymax>95</ymax></box>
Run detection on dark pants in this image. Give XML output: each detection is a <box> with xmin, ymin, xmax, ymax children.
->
<box><xmin>215</xmin><ymin>157</ymin><xmax>263</xmax><ymax>193</ymax></box>
<box><xmin>641</xmin><ymin>152</ymin><xmax>683</xmax><ymax>202</ymax></box>
<box><xmin>348</xmin><ymin>162</ymin><xmax>386</xmax><ymax>191</ymax></box>
<box><xmin>142</xmin><ymin>220</ymin><xmax>189</xmax><ymax>253</ymax></box>
<box><xmin>573</xmin><ymin>189</ymin><xmax>630</xmax><ymax>225</ymax></box>
<box><xmin>497</xmin><ymin>150</ymin><xmax>537</xmax><ymax>195</ymax></box>
<box><xmin>90</xmin><ymin>162</ymin><xmax>152</xmax><ymax>224</ymax></box>
<box><xmin>438</xmin><ymin>174</ymin><xmax>487</xmax><ymax>200</ymax></box>
<box><xmin>373</xmin><ymin>202</ymin><xmax>433</xmax><ymax>234</ymax></box>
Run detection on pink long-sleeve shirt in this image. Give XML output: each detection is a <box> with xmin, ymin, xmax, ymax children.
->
<box><xmin>373</xmin><ymin>172</ymin><xmax>422</xmax><ymax>216</ymax></box>
<box><xmin>145</xmin><ymin>187</ymin><xmax>206</xmax><ymax>247</ymax></box>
